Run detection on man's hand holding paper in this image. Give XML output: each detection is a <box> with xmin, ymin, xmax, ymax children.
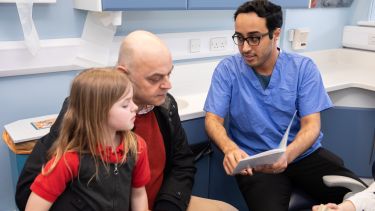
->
<box><xmin>224</xmin><ymin>147</ymin><xmax>253</xmax><ymax>176</ymax></box>
<box><xmin>231</xmin><ymin>111</ymin><xmax>297</xmax><ymax>175</ymax></box>
<box><xmin>253</xmin><ymin>153</ymin><xmax>288</xmax><ymax>174</ymax></box>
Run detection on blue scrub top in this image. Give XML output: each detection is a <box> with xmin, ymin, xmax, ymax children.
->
<box><xmin>204</xmin><ymin>51</ymin><xmax>333</xmax><ymax>160</ymax></box>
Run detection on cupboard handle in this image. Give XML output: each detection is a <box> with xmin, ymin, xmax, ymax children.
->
<box><xmin>370</xmin><ymin>128</ymin><xmax>375</xmax><ymax>165</ymax></box>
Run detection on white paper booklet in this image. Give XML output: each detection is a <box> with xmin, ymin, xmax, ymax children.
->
<box><xmin>232</xmin><ymin>111</ymin><xmax>297</xmax><ymax>175</ymax></box>
<box><xmin>4</xmin><ymin>114</ymin><xmax>58</xmax><ymax>143</ymax></box>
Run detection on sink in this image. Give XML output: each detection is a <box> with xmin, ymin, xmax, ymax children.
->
<box><xmin>176</xmin><ymin>98</ymin><xmax>189</xmax><ymax>109</ymax></box>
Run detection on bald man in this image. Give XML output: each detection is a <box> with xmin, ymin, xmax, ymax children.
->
<box><xmin>16</xmin><ymin>31</ymin><xmax>237</xmax><ymax>211</ymax></box>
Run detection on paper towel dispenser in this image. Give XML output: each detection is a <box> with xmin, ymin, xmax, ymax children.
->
<box><xmin>342</xmin><ymin>26</ymin><xmax>375</xmax><ymax>51</ymax></box>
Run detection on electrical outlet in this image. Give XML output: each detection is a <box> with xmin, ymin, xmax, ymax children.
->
<box><xmin>210</xmin><ymin>37</ymin><xmax>227</xmax><ymax>51</ymax></box>
<box><xmin>189</xmin><ymin>39</ymin><xmax>201</xmax><ymax>53</ymax></box>
<box><xmin>291</xmin><ymin>28</ymin><xmax>309</xmax><ymax>50</ymax></box>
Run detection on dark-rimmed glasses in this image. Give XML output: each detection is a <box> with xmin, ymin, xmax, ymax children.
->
<box><xmin>232</xmin><ymin>32</ymin><xmax>270</xmax><ymax>46</ymax></box>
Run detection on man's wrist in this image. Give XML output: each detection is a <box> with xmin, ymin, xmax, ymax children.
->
<box><xmin>223</xmin><ymin>145</ymin><xmax>239</xmax><ymax>154</ymax></box>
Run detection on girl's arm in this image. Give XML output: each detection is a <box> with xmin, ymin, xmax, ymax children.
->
<box><xmin>25</xmin><ymin>192</ymin><xmax>52</xmax><ymax>211</ymax></box>
<box><xmin>131</xmin><ymin>186</ymin><xmax>148</xmax><ymax>211</ymax></box>
<box><xmin>312</xmin><ymin>201</ymin><xmax>356</xmax><ymax>211</ymax></box>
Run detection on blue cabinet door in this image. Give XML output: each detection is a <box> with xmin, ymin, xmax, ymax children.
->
<box><xmin>271</xmin><ymin>0</ymin><xmax>310</xmax><ymax>8</ymax></box>
<box><xmin>321</xmin><ymin>107</ymin><xmax>375</xmax><ymax>177</ymax></box>
<box><xmin>188</xmin><ymin>0</ymin><xmax>247</xmax><ymax>10</ymax></box>
<box><xmin>102</xmin><ymin>0</ymin><xmax>187</xmax><ymax>11</ymax></box>
<box><xmin>188</xmin><ymin>0</ymin><xmax>310</xmax><ymax>10</ymax></box>
<box><xmin>9</xmin><ymin>152</ymin><xmax>29</xmax><ymax>190</ymax></box>
<box><xmin>209</xmin><ymin>144</ymin><xmax>248</xmax><ymax>210</ymax></box>
<box><xmin>182</xmin><ymin>117</ymin><xmax>209</xmax><ymax>145</ymax></box>
<box><xmin>182</xmin><ymin>118</ymin><xmax>210</xmax><ymax>198</ymax></box>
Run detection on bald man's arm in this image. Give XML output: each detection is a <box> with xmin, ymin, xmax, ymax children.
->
<box><xmin>153</xmin><ymin>94</ymin><xmax>196</xmax><ymax>211</ymax></box>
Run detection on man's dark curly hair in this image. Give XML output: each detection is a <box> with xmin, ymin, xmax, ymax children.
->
<box><xmin>234</xmin><ymin>0</ymin><xmax>283</xmax><ymax>39</ymax></box>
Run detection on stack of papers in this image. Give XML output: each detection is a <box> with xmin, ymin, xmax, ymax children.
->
<box><xmin>4</xmin><ymin>114</ymin><xmax>57</xmax><ymax>144</ymax></box>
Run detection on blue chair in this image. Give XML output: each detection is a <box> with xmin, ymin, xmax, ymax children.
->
<box><xmin>288</xmin><ymin>187</ymin><xmax>317</xmax><ymax>211</ymax></box>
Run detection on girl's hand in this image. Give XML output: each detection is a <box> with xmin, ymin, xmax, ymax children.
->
<box><xmin>312</xmin><ymin>201</ymin><xmax>356</xmax><ymax>211</ymax></box>
<box><xmin>312</xmin><ymin>203</ymin><xmax>340</xmax><ymax>211</ymax></box>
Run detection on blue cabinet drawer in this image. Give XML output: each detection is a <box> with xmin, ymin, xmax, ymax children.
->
<box><xmin>102</xmin><ymin>0</ymin><xmax>187</xmax><ymax>11</ymax></box>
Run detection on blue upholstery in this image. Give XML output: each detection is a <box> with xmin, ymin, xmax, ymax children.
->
<box><xmin>288</xmin><ymin>187</ymin><xmax>317</xmax><ymax>211</ymax></box>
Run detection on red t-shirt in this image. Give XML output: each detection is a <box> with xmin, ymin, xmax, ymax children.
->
<box><xmin>134</xmin><ymin>111</ymin><xmax>166</xmax><ymax>209</ymax></box>
<box><xmin>30</xmin><ymin>134</ymin><xmax>150</xmax><ymax>202</ymax></box>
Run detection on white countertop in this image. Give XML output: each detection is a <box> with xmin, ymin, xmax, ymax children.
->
<box><xmin>303</xmin><ymin>48</ymin><xmax>375</xmax><ymax>92</ymax></box>
<box><xmin>174</xmin><ymin>48</ymin><xmax>375</xmax><ymax>121</ymax></box>
<box><xmin>6</xmin><ymin>49</ymin><xmax>375</xmax><ymax>143</ymax></box>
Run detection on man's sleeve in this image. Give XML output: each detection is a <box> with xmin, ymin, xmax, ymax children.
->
<box><xmin>15</xmin><ymin>97</ymin><xmax>69</xmax><ymax>210</ymax></box>
<box><xmin>204</xmin><ymin>62</ymin><xmax>232</xmax><ymax>118</ymax></box>
<box><xmin>154</xmin><ymin>95</ymin><xmax>196</xmax><ymax>211</ymax></box>
<box><xmin>297</xmin><ymin>59</ymin><xmax>333</xmax><ymax>117</ymax></box>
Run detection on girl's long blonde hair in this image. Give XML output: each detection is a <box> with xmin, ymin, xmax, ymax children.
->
<box><xmin>44</xmin><ymin>68</ymin><xmax>138</xmax><ymax>177</ymax></box>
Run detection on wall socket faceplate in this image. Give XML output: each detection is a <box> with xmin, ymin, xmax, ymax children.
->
<box><xmin>291</xmin><ymin>28</ymin><xmax>309</xmax><ymax>50</ymax></box>
<box><xmin>189</xmin><ymin>38</ymin><xmax>201</xmax><ymax>53</ymax></box>
<box><xmin>141</xmin><ymin>30</ymin><xmax>236</xmax><ymax>60</ymax></box>
<box><xmin>210</xmin><ymin>37</ymin><xmax>227</xmax><ymax>51</ymax></box>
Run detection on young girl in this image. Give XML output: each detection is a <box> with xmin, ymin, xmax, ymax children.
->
<box><xmin>25</xmin><ymin>68</ymin><xmax>150</xmax><ymax>211</ymax></box>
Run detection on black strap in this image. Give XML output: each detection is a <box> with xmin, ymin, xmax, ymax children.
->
<box><xmin>190</xmin><ymin>142</ymin><xmax>212</xmax><ymax>163</ymax></box>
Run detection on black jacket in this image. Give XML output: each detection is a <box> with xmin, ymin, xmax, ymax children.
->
<box><xmin>15</xmin><ymin>93</ymin><xmax>196</xmax><ymax>211</ymax></box>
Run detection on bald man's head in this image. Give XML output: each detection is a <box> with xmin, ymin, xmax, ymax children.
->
<box><xmin>116</xmin><ymin>31</ymin><xmax>173</xmax><ymax>107</ymax></box>
<box><xmin>117</xmin><ymin>30</ymin><xmax>171</xmax><ymax>70</ymax></box>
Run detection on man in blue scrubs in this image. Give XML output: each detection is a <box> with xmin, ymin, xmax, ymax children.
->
<box><xmin>204</xmin><ymin>1</ymin><xmax>364</xmax><ymax>210</ymax></box>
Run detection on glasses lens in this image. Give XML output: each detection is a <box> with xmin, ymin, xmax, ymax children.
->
<box><xmin>248</xmin><ymin>36</ymin><xmax>261</xmax><ymax>45</ymax></box>
<box><xmin>233</xmin><ymin>35</ymin><xmax>243</xmax><ymax>45</ymax></box>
